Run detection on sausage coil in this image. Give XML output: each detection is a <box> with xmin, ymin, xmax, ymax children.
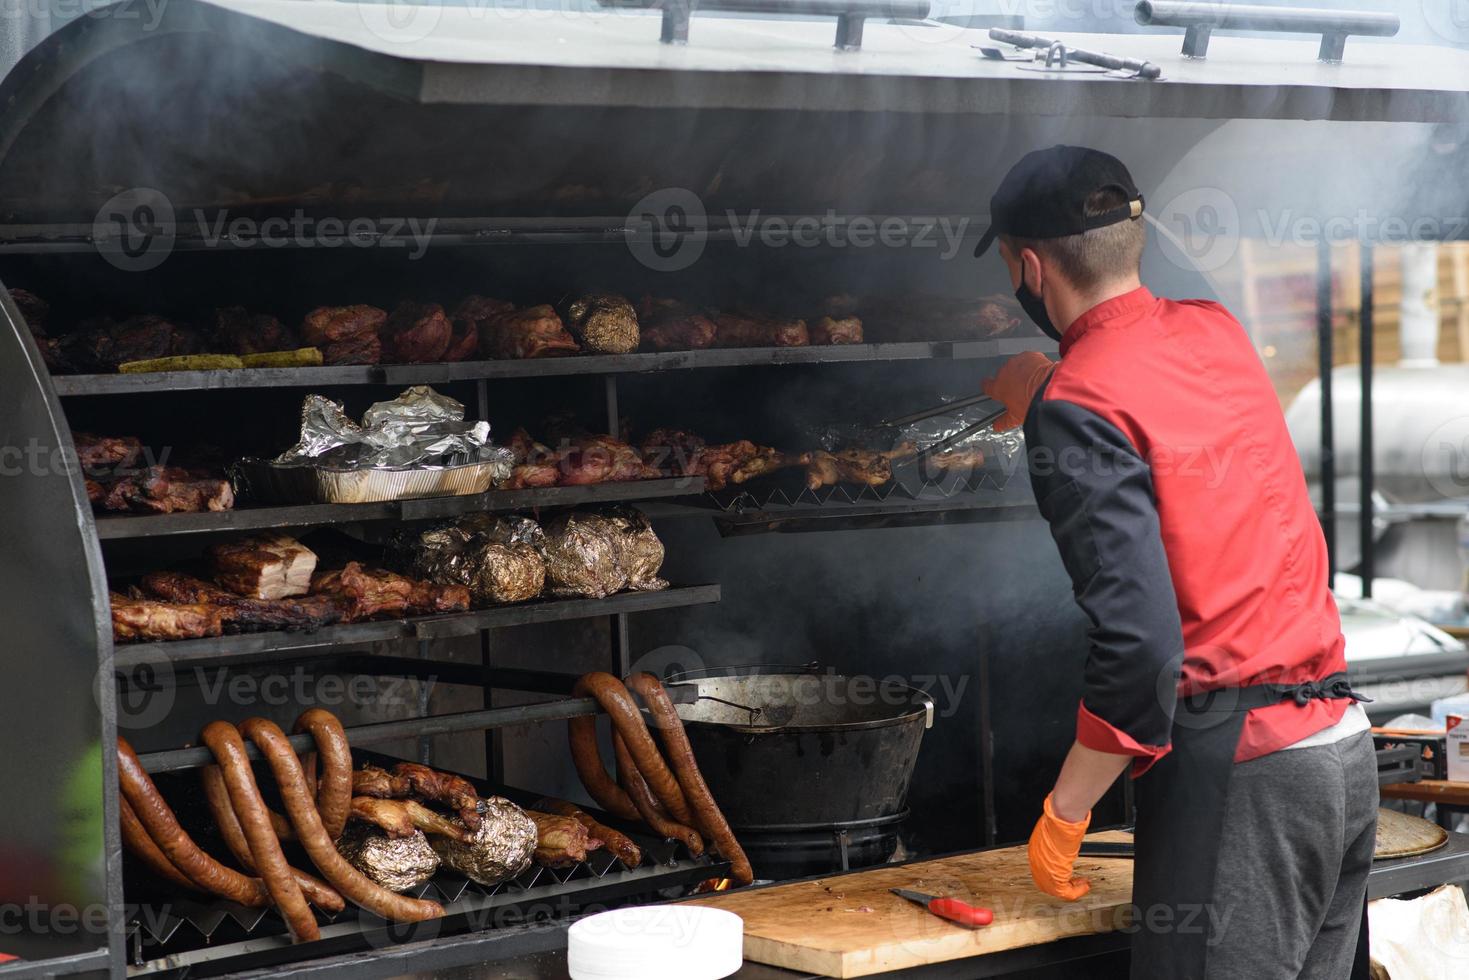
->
<box><xmin>613</xmin><ymin>731</ymin><xmax>704</xmax><ymax>856</ymax></box>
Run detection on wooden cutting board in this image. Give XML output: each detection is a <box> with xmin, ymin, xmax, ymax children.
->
<box><xmin>685</xmin><ymin>832</ymin><xmax>1136</xmax><ymax>978</ymax></box>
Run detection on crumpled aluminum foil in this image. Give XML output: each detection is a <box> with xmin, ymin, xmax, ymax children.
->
<box><xmin>336</xmin><ymin>824</ymin><xmax>440</xmax><ymax>893</ymax></box>
<box><xmin>275</xmin><ymin>386</ymin><xmax>509</xmax><ymax>470</ymax></box>
<box><xmin>401</xmin><ymin>516</ymin><xmax>547</xmax><ymax>605</ymax></box>
<box><xmin>430</xmin><ymin>796</ymin><xmax>536</xmax><ymax>886</ymax></box>
<box><xmin>540</xmin><ymin>512</ymin><xmax>628</xmax><ymax>599</ymax></box>
<box><xmin>541</xmin><ymin>509</ymin><xmax>668</xmax><ymax>598</ymax></box>
<box><xmin>605</xmin><ymin>506</ymin><xmax>668</xmax><ymax>592</ymax></box>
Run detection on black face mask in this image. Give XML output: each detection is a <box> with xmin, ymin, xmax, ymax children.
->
<box><xmin>1015</xmin><ymin>282</ymin><xmax>1062</xmax><ymax>343</ymax></box>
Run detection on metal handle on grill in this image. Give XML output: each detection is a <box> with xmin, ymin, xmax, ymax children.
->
<box><xmin>1134</xmin><ymin>1</ymin><xmax>1400</xmax><ymax>62</ymax></box>
<box><xmin>598</xmin><ymin>0</ymin><xmax>931</xmax><ymax>50</ymax></box>
<box><xmin>987</xmin><ymin>29</ymin><xmax>1162</xmax><ymax>79</ymax></box>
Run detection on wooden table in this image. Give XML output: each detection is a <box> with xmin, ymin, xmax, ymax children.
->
<box><xmin>685</xmin><ymin>833</ymin><xmax>1136</xmax><ymax>979</ymax></box>
<box><xmin>1382</xmin><ymin>780</ymin><xmax>1469</xmax><ymax>829</ymax></box>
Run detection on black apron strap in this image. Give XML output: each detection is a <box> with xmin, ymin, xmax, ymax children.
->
<box><xmin>1129</xmin><ymin>673</ymin><xmax>1369</xmax><ymax>980</ymax></box>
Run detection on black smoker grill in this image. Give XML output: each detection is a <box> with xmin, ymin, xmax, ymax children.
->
<box><xmin>2</xmin><ymin>1</ymin><xmax>1469</xmax><ymax>978</ymax></box>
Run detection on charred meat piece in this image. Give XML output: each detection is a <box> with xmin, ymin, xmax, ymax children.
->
<box><xmin>525</xmin><ymin>810</ymin><xmax>600</xmax><ymax>868</ymax></box>
<box><xmin>442</xmin><ymin>318</ymin><xmax>479</xmax><ymax>362</ymax></box>
<box><xmin>320</xmin><ymin>332</ymin><xmax>382</xmax><ymax>365</ymax></box>
<box><xmin>212</xmin><ymin>307</ymin><xmax>298</xmax><ymax>355</ymax></box>
<box><xmin>686</xmin><ymin>440</ymin><xmax>793</xmax><ymax>491</ymax></box>
<box><xmin>209</xmin><ymin>534</ymin><xmax>317</xmax><ymax>599</ymax></box>
<box><xmin>712</xmin><ymin>312</ymin><xmax>809</xmax><ymax>348</ymax></box>
<box><xmin>451</xmin><ymin>295</ymin><xmax>515</xmax><ymax>324</ymax></box>
<box><xmin>638</xmin><ymin>297</ymin><xmax>717</xmax><ymax>352</ymax></box>
<box><xmin>300</xmin><ymin>305</ymin><xmax>387</xmax><ymax>345</ymax></box>
<box><xmin>382</xmin><ymin>301</ymin><xmax>451</xmax><ymax>364</ymax></box>
<box><xmin>110</xmin><ymin>315</ymin><xmax>178</xmax><ymax>366</ymax></box>
<box><xmin>482</xmin><ymin>305</ymin><xmax>580</xmax><ymax>360</ymax></box>
<box><xmin>801</xmin><ymin>446</ymin><xmax>913</xmax><ymax>490</ymax></box>
<box><xmin>102</xmin><ymin>466</ymin><xmax>235</xmax><ymax>514</ymax></box>
<box><xmin>310</xmin><ymin>562</ymin><xmax>414</xmax><ymax>621</ymax></box>
<box><xmin>561</xmin><ymin>435</ymin><xmax>657</xmax><ymax>485</ymax></box>
<box><xmin>72</xmin><ymin>433</ymin><xmax>143</xmax><ymax>474</ymax></box>
<box><xmin>140</xmin><ymin>571</ymin><xmax>344</xmax><ymax>631</ymax></box>
<box><xmin>926</xmin><ymin>447</ymin><xmax>986</xmax><ymax>473</ymax></box>
<box><xmin>354</xmin><ymin>763</ymin><xmax>485</xmax><ymax>832</ymax></box>
<box><xmin>406</xmin><ymin>579</ymin><xmax>472</xmax><ymax>615</ymax></box>
<box><xmin>350</xmin><ymin>797</ymin><xmax>470</xmax><ymax>843</ymax></box>
<box><xmin>85</xmin><ymin>479</ymin><xmax>106</xmax><ymax>505</ymax></box>
<box><xmin>111</xmin><ymin>592</ymin><xmax>225</xmax><ymax>642</ymax></box>
<box><xmin>561</xmin><ymin>293</ymin><xmax>639</xmax><ymax>354</ymax></box>
<box><xmin>639</xmin><ymin>428</ymin><xmax>706</xmax><ymax>476</ymax></box>
<box><xmin>11</xmin><ymin>288</ymin><xmax>49</xmax><ymax>335</ymax></box>
<box><xmin>505</xmin><ymin>429</ymin><xmax>560</xmax><ymax>489</ymax></box>
<box><xmin>810</xmin><ymin>315</ymin><xmax>863</xmax><ymax>345</ymax></box>
<box><xmin>973</xmin><ymin>297</ymin><xmax>1023</xmax><ymax>338</ymax></box>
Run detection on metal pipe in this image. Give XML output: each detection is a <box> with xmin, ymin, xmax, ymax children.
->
<box><xmin>136</xmin><ymin>699</ymin><xmax>600</xmax><ymax>773</ymax></box>
<box><xmin>1135</xmin><ymin>1</ymin><xmax>1398</xmax><ymax>62</ymax></box>
<box><xmin>599</xmin><ymin>0</ymin><xmax>930</xmax><ymax>49</ymax></box>
<box><xmin>1317</xmin><ymin>240</ymin><xmax>1336</xmax><ymax>579</ymax></box>
<box><xmin>1359</xmin><ymin>241</ymin><xmax>1375</xmax><ymax>598</ymax></box>
<box><xmin>1134</xmin><ymin>1</ymin><xmax>1398</xmax><ymax>34</ymax></box>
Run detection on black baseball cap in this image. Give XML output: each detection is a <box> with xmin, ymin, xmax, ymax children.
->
<box><xmin>973</xmin><ymin>145</ymin><xmax>1144</xmax><ymax>257</ymax></box>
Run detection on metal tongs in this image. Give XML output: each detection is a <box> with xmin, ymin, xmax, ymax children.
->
<box><xmin>879</xmin><ymin>393</ymin><xmax>1008</xmax><ymax>466</ymax></box>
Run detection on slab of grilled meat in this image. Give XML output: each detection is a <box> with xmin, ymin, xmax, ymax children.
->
<box><xmin>638</xmin><ymin>297</ymin><xmax>717</xmax><ymax>351</ymax></box>
<box><xmin>212</xmin><ymin>307</ymin><xmax>298</xmax><ymax>355</ymax></box>
<box><xmin>300</xmin><ymin>304</ymin><xmax>387</xmax><ymax>365</ymax></box>
<box><xmin>110</xmin><ymin>592</ymin><xmax>225</xmax><ymax>642</ymax></box>
<box><xmin>209</xmin><ymin>534</ymin><xmax>317</xmax><ymax>599</ymax></box>
<box><xmin>382</xmin><ymin>301</ymin><xmax>451</xmax><ymax>364</ymax></box>
<box><xmin>480</xmin><ymin>304</ymin><xmax>580</xmax><ymax>359</ymax></box>
<box><xmin>140</xmin><ymin>571</ymin><xmax>344</xmax><ymax>631</ymax></box>
<box><xmin>525</xmin><ymin>810</ymin><xmax>600</xmax><ymax>867</ymax></box>
<box><xmin>101</xmin><ymin>466</ymin><xmax>235</xmax><ymax>514</ymax></box>
<box><xmin>310</xmin><ymin>562</ymin><xmax>469</xmax><ymax>622</ymax></box>
<box><xmin>712</xmin><ymin>312</ymin><xmax>809</xmax><ymax>348</ymax></box>
<box><xmin>72</xmin><ymin>432</ymin><xmax>143</xmax><ymax>474</ymax></box>
<box><xmin>353</xmin><ymin>763</ymin><xmax>484</xmax><ymax>832</ymax></box>
<box><xmin>810</xmin><ymin>315</ymin><xmax>864</xmax><ymax>345</ymax></box>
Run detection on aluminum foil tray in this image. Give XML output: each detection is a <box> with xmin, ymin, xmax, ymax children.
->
<box><xmin>232</xmin><ymin>457</ymin><xmax>511</xmax><ymax>505</ymax></box>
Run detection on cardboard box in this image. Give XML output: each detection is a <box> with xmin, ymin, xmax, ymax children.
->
<box><xmin>1447</xmin><ymin>715</ymin><xmax>1469</xmax><ymax>783</ymax></box>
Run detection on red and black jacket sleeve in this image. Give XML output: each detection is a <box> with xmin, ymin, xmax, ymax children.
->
<box><xmin>1024</xmin><ymin>385</ymin><xmax>1185</xmax><ymax>773</ymax></box>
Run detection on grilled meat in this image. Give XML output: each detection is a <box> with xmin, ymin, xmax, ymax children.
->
<box><xmin>481</xmin><ymin>305</ymin><xmax>580</xmax><ymax>359</ymax></box>
<box><xmin>443</xmin><ymin>317</ymin><xmax>479</xmax><ymax>362</ymax></box>
<box><xmin>140</xmin><ymin>571</ymin><xmax>344</xmax><ymax>631</ymax></box>
<box><xmin>801</xmin><ymin>445</ymin><xmax>914</xmax><ymax>490</ymax></box>
<box><xmin>210</xmin><ymin>534</ymin><xmax>317</xmax><ymax>599</ymax></box>
<box><xmin>310</xmin><ymin>562</ymin><xmax>414</xmax><ymax>621</ymax></box>
<box><xmin>560</xmin><ymin>435</ymin><xmax>657</xmax><ymax>485</ymax></box>
<box><xmin>85</xmin><ymin>479</ymin><xmax>106</xmax><ymax>505</ymax></box>
<box><xmin>406</xmin><ymin>578</ymin><xmax>472</xmax><ymax>615</ymax></box>
<box><xmin>685</xmin><ymin>440</ymin><xmax>794</xmax><ymax>491</ymax></box>
<box><xmin>561</xmin><ymin>292</ymin><xmax>639</xmax><ymax>354</ymax></box>
<box><xmin>712</xmin><ymin>312</ymin><xmax>809</xmax><ymax>348</ymax></box>
<box><xmin>638</xmin><ymin>297</ymin><xmax>717</xmax><ymax>351</ymax></box>
<box><xmin>319</xmin><ymin>332</ymin><xmax>382</xmax><ymax>365</ymax></box>
<box><xmin>300</xmin><ymin>305</ymin><xmax>387</xmax><ymax>345</ymax></box>
<box><xmin>72</xmin><ymin>433</ymin><xmax>142</xmax><ymax>474</ymax></box>
<box><xmin>451</xmin><ymin>295</ymin><xmax>514</xmax><ymax>324</ymax></box>
<box><xmin>349</xmin><ymin>797</ymin><xmax>470</xmax><ymax>843</ymax></box>
<box><xmin>639</xmin><ymin>428</ymin><xmax>705</xmax><ymax>475</ymax></box>
<box><xmin>212</xmin><ymin>307</ymin><xmax>297</xmax><ymax>355</ymax></box>
<box><xmin>102</xmin><ymin>466</ymin><xmax>235</xmax><ymax>514</ymax></box>
<box><xmin>354</xmin><ymin>763</ymin><xmax>485</xmax><ymax>832</ymax></box>
<box><xmin>382</xmin><ymin>301</ymin><xmax>451</xmax><ymax>364</ymax></box>
<box><xmin>810</xmin><ymin>315</ymin><xmax>863</xmax><ymax>345</ymax></box>
<box><xmin>111</xmin><ymin>315</ymin><xmax>179</xmax><ymax>365</ymax></box>
<box><xmin>11</xmin><ymin>288</ymin><xmax>49</xmax><ymax>335</ymax></box>
<box><xmin>504</xmin><ymin>429</ymin><xmax>560</xmax><ymax>489</ymax></box>
<box><xmin>525</xmin><ymin>810</ymin><xmax>600</xmax><ymax>868</ymax></box>
<box><xmin>926</xmin><ymin>447</ymin><xmax>986</xmax><ymax>472</ymax></box>
<box><xmin>111</xmin><ymin>592</ymin><xmax>225</xmax><ymax>642</ymax></box>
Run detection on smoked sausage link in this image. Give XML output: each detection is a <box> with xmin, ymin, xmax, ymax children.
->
<box><xmin>572</xmin><ymin>672</ymin><xmax>697</xmax><ymax>825</ymax></box>
<box><xmin>613</xmin><ymin>732</ymin><xmax>704</xmax><ymax>857</ymax></box>
<box><xmin>294</xmin><ymin>708</ymin><xmax>353</xmax><ymax>841</ymax></box>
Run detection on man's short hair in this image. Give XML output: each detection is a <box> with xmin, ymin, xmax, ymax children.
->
<box><xmin>1004</xmin><ymin>187</ymin><xmax>1145</xmax><ymax>290</ymax></box>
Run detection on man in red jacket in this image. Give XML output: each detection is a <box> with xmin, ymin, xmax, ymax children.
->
<box><xmin>978</xmin><ymin>146</ymin><xmax>1377</xmax><ymax>979</ymax></box>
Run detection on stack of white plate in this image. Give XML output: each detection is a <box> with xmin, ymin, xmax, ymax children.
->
<box><xmin>567</xmin><ymin>906</ymin><xmax>744</xmax><ymax>980</ymax></box>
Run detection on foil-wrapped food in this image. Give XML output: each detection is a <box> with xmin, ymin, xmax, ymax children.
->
<box><xmin>561</xmin><ymin>293</ymin><xmax>640</xmax><ymax>354</ymax></box>
<box><xmin>540</xmin><ymin>508</ymin><xmax>668</xmax><ymax>599</ymax></box>
<box><xmin>275</xmin><ymin>386</ymin><xmax>511</xmax><ymax>471</ymax></box>
<box><xmin>336</xmin><ymin>824</ymin><xmax>440</xmax><ymax>893</ymax></box>
<box><xmin>430</xmin><ymin>796</ymin><xmax>537</xmax><ymax>886</ymax></box>
<box><xmin>400</xmin><ymin>515</ymin><xmax>547</xmax><ymax>605</ymax></box>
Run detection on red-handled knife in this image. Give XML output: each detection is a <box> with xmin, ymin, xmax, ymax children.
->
<box><xmin>891</xmin><ymin>888</ymin><xmax>994</xmax><ymax>928</ymax></box>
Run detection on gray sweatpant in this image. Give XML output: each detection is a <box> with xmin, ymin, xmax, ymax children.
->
<box><xmin>1205</xmin><ymin>731</ymin><xmax>1379</xmax><ymax>979</ymax></box>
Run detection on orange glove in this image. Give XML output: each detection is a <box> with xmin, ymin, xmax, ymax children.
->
<box><xmin>1027</xmin><ymin>794</ymin><xmax>1092</xmax><ymax>901</ymax></box>
<box><xmin>981</xmin><ymin>351</ymin><xmax>1057</xmax><ymax>432</ymax></box>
